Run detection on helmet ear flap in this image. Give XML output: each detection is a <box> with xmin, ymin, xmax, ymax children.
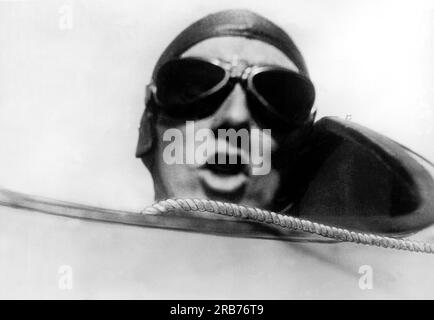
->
<box><xmin>135</xmin><ymin>85</ymin><xmax>156</xmax><ymax>158</ymax></box>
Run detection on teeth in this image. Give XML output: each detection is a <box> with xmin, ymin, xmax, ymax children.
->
<box><xmin>212</xmin><ymin>139</ymin><xmax>250</xmax><ymax>164</ymax></box>
<box><xmin>209</xmin><ymin>153</ymin><xmax>240</xmax><ymax>164</ymax></box>
<box><xmin>198</xmin><ymin>141</ymin><xmax>250</xmax><ymax>194</ymax></box>
<box><xmin>202</xmin><ymin>141</ymin><xmax>251</xmax><ymax>176</ymax></box>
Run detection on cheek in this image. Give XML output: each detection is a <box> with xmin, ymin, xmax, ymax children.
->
<box><xmin>262</xmin><ymin>129</ymin><xmax>278</xmax><ymax>156</ymax></box>
<box><xmin>250</xmin><ymin>123</ymin><xmax>279</xmax><ymax>149</ymax></box>
<box><xmin>249</xmin><ymin>129</ymin><xmax>278</xmax><ymax>174</ymax></box>
<box><xmin>246</xmin><ymin>169</ymin><xmax>281</xmax><ymax>208</ymax></box>
<box><xmin>155</xmin><ymin>118</ymin><xmax>214</xmax><ymax>167</ymax></box>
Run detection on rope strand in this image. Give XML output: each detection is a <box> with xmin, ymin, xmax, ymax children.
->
<box><xmin>143</xmin><ymin>198</ymin><xmax>434</xmax><ymax>254</ymax></box>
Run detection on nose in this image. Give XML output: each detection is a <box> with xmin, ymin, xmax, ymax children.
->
<box><xmin>211</xmin><ymin>83</ymin><xmax>251</xmax><ymax>130</ymax></box>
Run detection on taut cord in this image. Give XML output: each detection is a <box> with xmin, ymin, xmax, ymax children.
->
<box><xmin>1</xmin><ymin>188</ymin><xmax>433</xmax><ymax>253</ymax></box>
<box><xmin>144</xmin><ymin>198</ymin><xmax>434</xmax><ymax>254</ymax></box>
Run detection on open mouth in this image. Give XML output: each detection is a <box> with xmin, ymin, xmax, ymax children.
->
<box><xmin>204</xmin><ymin>153</ymin><xmax>249</xmax><ymax>175</ymax></box>
<box><xmin>198</xmin><ymin>151</ymin><xmax>250</xmax><ymax>195</ymax></box>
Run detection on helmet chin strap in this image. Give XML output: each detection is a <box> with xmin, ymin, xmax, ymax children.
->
<box><xmin>135</xmin><ymin>87</ymin><xmax>155</xmax><ymax>158</ymax></box>
<box><xmin>151</xmin><ymin>160</ymin><xmax>172</xmax><ymax>202</ymax></box>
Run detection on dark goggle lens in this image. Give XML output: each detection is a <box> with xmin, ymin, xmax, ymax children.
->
<box><xmin>154</xmin><ymin>59</ymin><xmax>315</xmax><ymax>126</ymax></box>
<box><xmin>155</xmin><ymin>59</ymin><xmax>226</xmax><ymax>106</ymax></box>
<box><xmin>252</xmin><ymin>69</ymin><xmax>315</xmax><ymax>123</ymax></box>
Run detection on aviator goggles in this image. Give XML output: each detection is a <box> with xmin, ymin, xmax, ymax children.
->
<box><xmin>147</xmin><ymin>57</ymin><xmax>316</xmax><ymax>130</ymax></box>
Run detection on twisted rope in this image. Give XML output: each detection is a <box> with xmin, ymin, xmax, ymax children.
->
<box><xmin>143</xmin><ymin>198</ymin><xmax>434</xmax><ymax>254</ymax></box>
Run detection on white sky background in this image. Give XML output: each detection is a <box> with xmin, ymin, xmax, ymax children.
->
<box><xmin>0</xmin><ymin>0</ymin><xmax>433</xmax><ymax>211</ymax></box>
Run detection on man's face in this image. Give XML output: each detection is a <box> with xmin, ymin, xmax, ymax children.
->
<box><xmin>152</xmin><ymin>36</ymin><xmax>299</xmax><ymax>209</ymax></box>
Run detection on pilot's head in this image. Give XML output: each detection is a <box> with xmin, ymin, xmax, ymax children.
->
<box><xmin>136</xmin><ymin>9</ymin><xmax>316</xmax><ymax>210</ymax></box>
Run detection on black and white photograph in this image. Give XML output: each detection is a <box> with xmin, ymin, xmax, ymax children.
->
<box><xmin>0</xmin><ymin>0</ymin><xmax>434</xmax><ymax>301</ymax></box>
